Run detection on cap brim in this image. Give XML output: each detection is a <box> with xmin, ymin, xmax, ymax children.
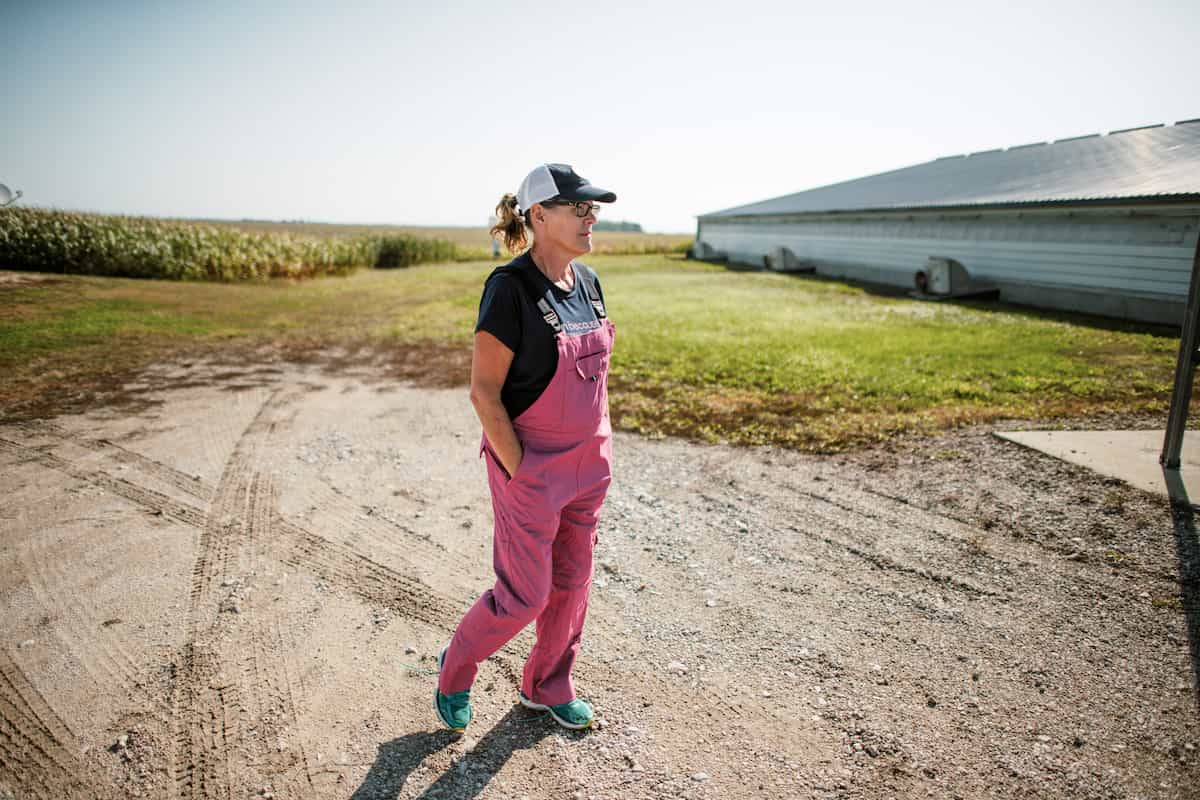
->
<box><xmin>560</xmin><ymin>185</ymin><xmax>616</xmax><ymax>203</ymax></box>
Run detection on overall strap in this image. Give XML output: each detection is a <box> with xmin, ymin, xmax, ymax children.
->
<box><xmin>509</xmin><ymin>263</ymin><xmax>562</xmax><ymax>333</ymax></box>
<box><xmin>580</xmin><ymin>271</ymin><xmax>607</xmax><ymax>319</ymax></box>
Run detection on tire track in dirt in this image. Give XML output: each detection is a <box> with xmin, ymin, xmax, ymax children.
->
<box><xmin>0</xmin><ymin>431</ymin><xmax>167</xmax><ymax>716</ymax></box>
<box><xmin>686</xmin><ymin>477</ymin><xmax>998</xmax><ymax>601</ymax></box>
<box><xmin>0</xmin><ymin>438</ymin><xmax>209</xmax><ymax>530</ymax></box>
<box><xmin>788</xmin><ymin>516</ymin><xmax>995</xmax><ymax>598</ymax></box>
<box><xmin>0</xmin><ymin>647</ymin><xmax>105</xmax><ymax>799</ymax></box>
<box><xmin>16</xmin><ymin>421</ymin><xmax>216</xmax><ymax>506</ymax></box>
<box><xmin>1</xmin><ymin>426</ymin><xmax>462</xmax><ymax>634</ymax></box>
<box><xmin>746</xmin><ymin>483</ymin><xmax>998</xmax><ymax>599</ymax></box>
<box><xmin>151</xmin><ymin>387</ymin><xmax>472</xmax><ymax>798</ymax></box>
<box><xmin>288</xmin><ymin>480</ymin><xmax>462</xmax><ymax>587</ymax></box>
<box><xmin>688</xmin><ymin>482</ymin><xmax>1001</xmax><ymax>636</ymax></box>
<box><xmin>18</xmin><ymin>536</ymin><xmax>169</xmax><ymax>719</ymax></box>
<box><xmin>817</xmin><ymin>479</ymin><xmax>1045</xmax><ymax>565</ymax></box>
<box><xmin>316</xmin><ymin>481</ymin><xmax>457</xmax><ymax>568</ymax></box>
<box><xmin>614</xmin><ymin>479</ymin><xmax>993</xmax><ymax>609</ymax></box>
<box><xmin>169</xmin><ymin>386</ymin><xmax>308</xmax><ymax>800</ymax></box>
<box><xmin>0</xmin><ymin>437</ymin><xmax>199</xmax><ymax>724</ymax></box>
<box><xmin>240</xmin><ymin>612</ymin><xmax>316</xmax><ymax>798</ymax></box>
<box><xmin>0</xmin><ymin>418</ymin><xmax>463</xmax><ymax>647</ymax></box>
<box><xmin>787</xmin><ymin>478</ymin><xmax>1151</xmax><ymax>604</ymax></box>
<box><xmin>273</xmin><ymin>514</ymin><xmax>461</xmax><ymax>629</ymax></box>
<box><xmin>604</xmin><ymin>482</ymin><xmax>958</xmax><ymax>646</ymax></box>
<box><xmin>0</xmin><ymin>390</ymin><xmax>306</xmax><ymax>799</ymax></box>
<box><xmin>237</xmin><ymin>472</ymin><xmax>315</xmax><ymax>798</ymax></box>
<box><xmin>22</xmin><ymin>419</ymin><xmax>461</xmax><ymax>576</ymax></box>
<box><xmin>854</xmin><ymin>481</ymin><xmax>1181</xmax><ymax>584</ymax></box>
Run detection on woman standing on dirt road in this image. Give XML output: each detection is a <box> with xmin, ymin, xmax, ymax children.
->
<box><xmin>435</xmin><ymin>164</ymin><xmax>617</xmax><ymax>733</ymax></box>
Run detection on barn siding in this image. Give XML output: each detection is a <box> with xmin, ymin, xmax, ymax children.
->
<box><xmin>696</xmin><ymin>210</ymin><xmax>1200</xmax><ymax>325</ymax></box>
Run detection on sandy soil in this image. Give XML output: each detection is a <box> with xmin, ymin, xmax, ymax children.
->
<box><xmin>0</xmin><ymin>356</ymin><xmax>1197</xmax><ymax>800</ymax></box>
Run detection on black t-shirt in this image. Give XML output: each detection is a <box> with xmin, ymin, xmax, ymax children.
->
<box><xmin>475</xmin><ymin>251</ymin><xmax>608</xmax><ymax>420</ymax></box>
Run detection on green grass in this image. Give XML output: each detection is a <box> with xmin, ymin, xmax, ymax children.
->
<box><xmin>1</xmin><ymin>298</ymin><xmax>215</xmax><ymax>353</ymax></box>
<box><xmin>595</xmin><ymin>257</ymin><xmax>1175</xmax><ymax>448</ymax></box>
<box><xmin>0</xmin><ymin>254</ymin><xmax>1178</xmax><ymax>451</ymax></box>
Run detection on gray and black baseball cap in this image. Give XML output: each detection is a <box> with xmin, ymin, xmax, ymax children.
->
<box><xmin>516</xmin><ymin>164</ymin><xmax>616</xmax><ymax>212</ymax></box>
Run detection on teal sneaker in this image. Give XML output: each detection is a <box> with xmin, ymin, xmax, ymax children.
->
<box><xmin>518</xmin><ymin>690</ymin><xmax>595</xmax><ymax>730</ymax></box>
<box><xmin>434</xmin><ymin>646</ymin><xmax>472</xmax><ymax>732</ymax></box>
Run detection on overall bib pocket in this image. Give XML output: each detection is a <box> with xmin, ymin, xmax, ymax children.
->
<box><xmin>573</xmin><ymin>350</ymin><xmax>610</xmax><ymax>421</ymax></box>
<box><xmin>574</xmin><ymin>351</ymin><xmax>609</xmax><ymax>382</ymax></box>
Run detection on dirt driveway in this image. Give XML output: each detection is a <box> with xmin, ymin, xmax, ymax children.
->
<box><xmin>1</xmin><ymin>356</ymin><xmax>1197</xmax><ymax>799</ymax></box>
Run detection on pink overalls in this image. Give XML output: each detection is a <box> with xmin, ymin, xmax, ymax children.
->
<box><xmin>438</xmin><ymin>314</ymin><xmax>615</xmax><ymax>707</ymax></box>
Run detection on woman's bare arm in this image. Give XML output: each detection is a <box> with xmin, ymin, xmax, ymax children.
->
<box><xmin>470</xmin><ymin>330</ymin><xmax>523</xmax><ymax>477</ymax></box>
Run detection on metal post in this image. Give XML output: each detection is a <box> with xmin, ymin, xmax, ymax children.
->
<box><xmin>1163</xmin><ymin>235</ymin><xmax>1200</xmax><ymax>468</ymax></box>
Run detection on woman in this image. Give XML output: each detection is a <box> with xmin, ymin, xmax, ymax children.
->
<box><xmin>435</xmin><ymin>164</ymin><xmax>617</xmax><ymax>732</ymax></box>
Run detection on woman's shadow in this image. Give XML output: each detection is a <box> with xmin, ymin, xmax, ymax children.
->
<box><xmin>350</xmin><ymin>704</ymin><xmax>573</xmax><ymax>799</ymax></box>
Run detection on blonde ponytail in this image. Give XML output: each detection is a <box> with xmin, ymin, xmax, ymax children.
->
<box><xmin>490</xmin><ymin>193</ymin><xmax>530</xmax><ymax>254</ymax></box>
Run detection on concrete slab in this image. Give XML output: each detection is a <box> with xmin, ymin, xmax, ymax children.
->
<box><xmin>994</xmin><ymin>429</ymin><xmax>1200</xmax><ymax>503</ymax></box>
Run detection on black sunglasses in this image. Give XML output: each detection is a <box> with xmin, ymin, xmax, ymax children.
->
<box><xmin>543</xmin><ymin>199</ymin><xmax>602</xmax><ymax>218</ymax></box>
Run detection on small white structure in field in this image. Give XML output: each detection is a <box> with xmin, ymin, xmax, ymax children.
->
<box><xmin>488</xmin><ymin>214</ymin><xmax>501</xmax><ymax>258</ymax></box>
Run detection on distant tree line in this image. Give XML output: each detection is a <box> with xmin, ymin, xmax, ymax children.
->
<box><xmin>593</xmin><ymin>220</ymin><xmax>643</xmax><ymax>232</ymax></box>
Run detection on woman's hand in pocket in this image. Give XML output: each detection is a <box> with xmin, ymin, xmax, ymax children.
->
<box><xmin>502</xmin><ymin>447</ymin><xmax>523</xmax><ymax>482</ymax></box>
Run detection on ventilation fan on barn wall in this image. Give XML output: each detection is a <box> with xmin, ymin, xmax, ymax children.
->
<box><xmin>764</xmin><ymin>246</ymin><xmax>815</xmax><ymax>273</ymax></box>
<box><xmin>912</xmin><ymin>256</ymin><xmax>999</xmax><ymax>301</ymax></box>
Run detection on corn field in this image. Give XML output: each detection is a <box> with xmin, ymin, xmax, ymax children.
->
<box><xmin>0</xmin><ymin>208</ymin><xmax>465</xmax><ymax>281</ymax></box>
<box><xmin>375</xmin><ymin>233</ymin><xmax>459</xmax><ymax>268</ymax></box>
<box><xmin>218</xmin><ymin>220</ymin><xmax>694</xmax><ymax>256</ymax></box>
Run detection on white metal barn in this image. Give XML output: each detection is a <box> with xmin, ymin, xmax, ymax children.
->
<box><xmin>694</xmin><ymin>120</ymin><xmax>1200</xmax><ymax>325</ymax></box>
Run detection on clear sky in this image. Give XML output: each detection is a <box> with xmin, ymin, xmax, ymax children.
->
<box><xmin>3</xmin><ymin>0</ymin><xmax>1197</xmax><ymax>233</ymax></box>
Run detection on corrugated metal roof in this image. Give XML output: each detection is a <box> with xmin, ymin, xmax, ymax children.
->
<box><xmin>701</xmin><ymin>119</ymin><xmax>1200</xmax><ymax>219</ymax></box>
